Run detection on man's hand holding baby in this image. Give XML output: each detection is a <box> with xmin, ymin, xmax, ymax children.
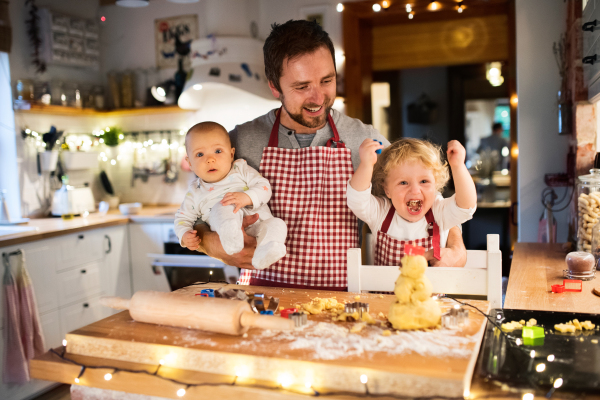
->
<box><xmin>221</xmin><ymin>192</ymin><xmax>252</xmax><ymax>213</ymax></box>
<box><xmin>181</xmin><ymin>230</ymin><xmax>201</xmax><ymax>251</ymax></box>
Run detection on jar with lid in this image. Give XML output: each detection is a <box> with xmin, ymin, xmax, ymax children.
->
<box><xmin>577</xmin><ymin>165</ymin><xmax>600</xmax><ymax>251</ymax></box>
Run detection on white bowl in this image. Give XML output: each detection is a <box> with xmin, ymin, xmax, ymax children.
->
<box><xmin>119</xmin><ymin>202</ymin><xmax>142</xmax><ymax>215</ymax></box>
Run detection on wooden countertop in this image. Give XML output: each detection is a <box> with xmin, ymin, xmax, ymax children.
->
<box><xmin>0</xmin><ymin>205</ymin><xmax>180</xmax><ymax>247</ymax></box>
<box><xmin>504</xmin><ymin>243</ymin><xmax>600</xmax><ymax>313</ymax></box>
<box><xmin>31</xmin><ymin>284</ymin><xmax>490</xmax><ymax>399</ymax></box>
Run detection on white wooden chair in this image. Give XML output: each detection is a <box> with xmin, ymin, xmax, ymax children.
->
<box><xmin>347</xmin><ymin>234</ymin><xmax>502</xmax><ymax>309</ymax></box>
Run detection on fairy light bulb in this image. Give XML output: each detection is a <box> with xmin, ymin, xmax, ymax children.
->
<box><xmin>278</xmin><ymin>373</ymin><xmax>293</xmax><ymax>388</ymax></box>
<box><xmin>372</xmin><ymin>3</ymin><xmax>381</xmax><ymax>12</ymax></box>
<box><xmin>554</xmin><ymin>378</ymin><xmax>563</xmax><ymax>388</ymax></box>
<box><xmin>62</xmin><ymin>339</ymin><xmax>67</xmax><ymax>347</ymax></box>
<box><xmin>536</xmin><ymin>363</ymin><xmax>546</xmax><ymax>372</ymax></box>
<box><xmin>104</xmin><ymin>373</ymin><xmax>112</xmax><ymax>381</ymax></box>
<box><xmin>74</xmin><ymin>378</ymin><xmax>80</xmax><ymax>383</ymax></box>
<box><xmin>522</xmin><ymin>393</ymin><xmax>533</xmax><ymax>400</ymax></box>
<box><xmin>177</xmin><ymin>388</ymin><xmax>186</xmax><ymax>397</ymax></box>
<box><xmin>360</xmin><ymin>374</ymin><xmax>368</xmax><ymax>384</ymax></box>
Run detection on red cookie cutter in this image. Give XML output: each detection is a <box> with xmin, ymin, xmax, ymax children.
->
<box><xmin>405</xmin><ymin>244</ymin><xmax>425</xmax><ymax>256</ymax></box>
<box><xmin>280</xmin><ymin>308</ymin><xmax>298</xmax><ymax>318</ymax></box>
<box><xmin>551</xmin><ymin>279</ymin><xmax>583</xmax><ymax>293</ymax></box>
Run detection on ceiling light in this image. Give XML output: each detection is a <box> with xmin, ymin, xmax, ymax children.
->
<box><xmin>486</xmin><ymin>62</ymin><xmax>504</xmax><ymax>87</ymax></box>
<box><xmin>115</xmin><ymin>0</ymin><xmax>148</xmax><ymax>7</ymax></box>
<box><xmin>406</xmin><ymin>4</ymin><xmax>412</xmax><ymax>12</ymax></box>
<box><xmin>457</xmin><ymin>1</ymin><xmax>465</xmax><ymax>13</ymax></box>
<box><xmin>337</xmin><ymin>3</ymin><xmax>344</xmax><ymax>12</ymax></box>
<box><xmin>382</xmin><ymin>0</ymin><xmax>390</xmax><ymax>8</ymax></box>
<box><xmin>373</xmin><ymin>3</ymin><xmax>382</xmax><ymax>12</ymax></box>
<box><xmin>427</xmin><ymin>1</ymin><xmax>441</xmax><ymax>11</ymax></box>
<box><xmin>408</xmin><ymin>12</ymin><xmax>414</xmax><ymax>19</ymax></box>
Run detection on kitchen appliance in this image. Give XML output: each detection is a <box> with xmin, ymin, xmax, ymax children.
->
<box><xmin>147</xmin><ymin>225</ymin><xmax>239</xmax><ymax>291</ymax></box>
<box><xmin>51</xmin><ymin>184</ymin><xmax>95</xmax><ymax>216</ymax></box>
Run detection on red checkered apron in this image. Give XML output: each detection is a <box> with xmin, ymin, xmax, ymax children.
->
<box><xmin>374</xmin><ymin>205</ymin><xmax>441</xmax><ymax>266</ymax></box>
<box><xmin>237</xmin><ymin>110</ymin><xmax>358</xmax><ymax>290</ymax></box>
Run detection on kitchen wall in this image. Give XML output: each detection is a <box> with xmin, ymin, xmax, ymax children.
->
<box><xmin>400</xmin><ymin>66</ymin><xmax>449</xmax><ymax>146</ymax></box>
<box><xmin>516</xmin><ymin>0</ymin><xmax>569</xmax><ymax>242</ymax></box>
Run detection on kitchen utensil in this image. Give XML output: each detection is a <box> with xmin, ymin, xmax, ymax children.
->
<box><xmin>119</xmin><ymin>202</ymin><xmax>142</xmax><ymax>215</ymax></box>
<box><xmin>98</xmin><ymin>201</ymin><xmax>109</xmax><ymax>216</ymax></box>
<box><xmin>100</xmin><ymin>171</ymin><xmax>114</xmax><ymax>195</ymax></box>
<box><xmin>99</xmin><ymin>291</ymin><xmax>295</xmax><ymax>336</ymax></box>
<box><xmin>51</xmin><ymin>185</ymin><xmax>95</xmax><ymax>216</ymax></box>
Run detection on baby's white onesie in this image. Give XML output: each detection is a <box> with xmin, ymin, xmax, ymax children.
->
<box><xmin>175</xmin><ymin>159</ymin><xmax>287</xmax><ymax>269</ymax></box>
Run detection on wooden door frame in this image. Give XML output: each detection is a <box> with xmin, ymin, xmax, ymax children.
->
<box><xmin>342</xmin><ymin>0</ymin><xmax>518</xmax><ymax>244</ymax></box>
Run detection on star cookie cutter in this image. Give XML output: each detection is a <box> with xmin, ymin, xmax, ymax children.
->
<box><xmin>441</xmin><ymin>305</ymin><xmax>469</xmax><ymax>328</ymax></box>
<box><xmin>249</xmin><ymin>293</ymin><xmax>280</xmax><ymax>314</ymax></box>
<box><xmin>344</xmin><ymin>302</ymin><xmax>369</xmax><ymax>319</ymax></box>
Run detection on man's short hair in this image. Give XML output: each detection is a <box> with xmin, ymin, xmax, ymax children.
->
<box><xmin>264</xmin><ymin>19</ymin><xmax>336</xmax><ymax>93</ymax></box>
<box><xmin>492</xmin><ymin>122</ymin><xmax>504</xmax><ymax>132</ymax></box>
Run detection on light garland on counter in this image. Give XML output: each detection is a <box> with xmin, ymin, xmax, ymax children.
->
<box><xmin>48</xmin><ymin>291</ymin><xmax>572</xmax><ymax>400</ymax></box>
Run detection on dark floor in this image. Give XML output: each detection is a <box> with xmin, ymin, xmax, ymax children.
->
<box><xmin>31</xmin><ymin>384</ymin><xmax>70</xmax><ymax>400</ymax></box>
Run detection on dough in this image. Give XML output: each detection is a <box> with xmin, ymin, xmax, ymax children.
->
<box><xmin>526</xmin><ymin>318</ymin><xmax>537</xmax><ymax>327</ymax></box>
<box><xmin>555</xmin><ymin>323</ymin><xmax>576</xmax><ymax>333</ymax></box>
<box><xmin>297</xmin><ymin>297</ymin><xmax>344</xmax><ymax>315</ymax></box>
<box><xmin>381</xmin><ymin>330</ymin><xmax>392</xmax><ymax>336</ymax></box>
<box><xmin>554</xmin><ymin>320</ymin><xmax>595</xmax><ymax>332</ymax></box>
<box><xmin>388</xmin><ymin>252</ymin><xmax>441</xmax><ymax>330</ymax></box>
<box><xmin>389</xmin><ymin>298</ymin><xmax>441</xmax><ymax>330</ymax></box>
<box><xmin>501</xmin><ymin>321</ymin><xmax>523</xmax><ymax>331</ymax></box>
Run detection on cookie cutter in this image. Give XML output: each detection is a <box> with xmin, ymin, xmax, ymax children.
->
<box><xmin>199</xmin><ymin>289</ymin><xmax>215</xmax><ymax>297</ymax></box>
<box><xmin>214</xmin><ymin>288</ymin><xmax>248</xmax><ymax>301</ymax></box>
<box><xmin>288</xmin><ymin>312</ymin><xmax>308</xmax><ymax>327</ymax></box>
<box><xmin>280</xmin><ymin>308</ymin><xmax>298</xmax><ymax>318</ymax></box>
<box><xmin>441</xmin><ymin>305</ymin><xmax>469</xmax><ymax>328</ymax></box>
<box><xmin>344</xmin><ymin>302</ymin><xmax>369</xmax><ymax>319</ymax></box>
<box><xmin>249</xmin><ymin>293</ymin><xmax>280</xmax><ymax>314</ymax></box>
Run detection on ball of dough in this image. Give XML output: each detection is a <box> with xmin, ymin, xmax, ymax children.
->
<box><xmin>388</xmin><ymin>298</ymin><xmax>441</xmax><ymax>330</ymax></box>
<box><xmin>400</xmin><ymin>254</ymin><xmax>428</xmax><ymax>279</ymax></box>
<box><xmin>394</xmin><ymin>275</ymin><xmax>432</xmax><ymax>304</ymax></box>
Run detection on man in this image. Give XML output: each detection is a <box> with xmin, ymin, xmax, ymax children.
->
<box><xmin>194</xmin><ymin>20</ymin><xmax>466</xmax><ymax>289</ymax></box>
<box><xmin>477</xmin><ymin>122</ymin><xmax>509</xmax><ymax>170</ymax></box>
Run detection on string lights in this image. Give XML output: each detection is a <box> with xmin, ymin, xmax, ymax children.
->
<box><xmin>49</xmin><ymin>294</ymin><xmax>568</xmax><ymax>399</ymax></box>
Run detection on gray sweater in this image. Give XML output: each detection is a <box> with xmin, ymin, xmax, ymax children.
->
<box><xmin>229</xmin><ymin>109</ymin><xmax>390</xmax><ymax>171</ymax></box>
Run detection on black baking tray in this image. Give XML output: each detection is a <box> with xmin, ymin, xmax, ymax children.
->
<box><xmin>475</xmin><ymin>309</ymin><xmax>600</xmax><ymax>393</ymax></box>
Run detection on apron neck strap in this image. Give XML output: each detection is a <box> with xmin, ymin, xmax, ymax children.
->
<box><xmin>268</xmin><ymin>108</ymin><xmax>344</xmax><ymax>148</ymax></box>
<box><xmin>381</xmin><ymin>205</ymin><xmax>396</xmax><ymax>234</ymax></box>
<box><xmin>425</xmin><ymin>209</ymin><xmax>441</xmax><ymax>261</ymax></box>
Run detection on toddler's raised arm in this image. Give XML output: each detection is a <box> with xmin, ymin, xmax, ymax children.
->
<box><xmin>350</xmin><ymin>139</ymin><xmax>384</xmax><ymax>191</ymax></box>
<box><xmin>446</xmin><ymin>140</ymin><xmax>477</xmax><ymax>209</ymax></box>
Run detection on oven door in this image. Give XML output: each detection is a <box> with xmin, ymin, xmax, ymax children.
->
<box><xmin>148</xmin><ymin>254</ymin><xmax>240</xmax><ymax>291</ymax></box>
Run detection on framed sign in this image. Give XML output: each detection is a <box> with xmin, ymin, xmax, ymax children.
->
<box><xmin>299</xmin><ymin>5</ymin><xmax>330</xmax><ymax>30</ymax></box>
<box><xmin>155</xmin><ymin>14</ymin><xmax>198</xmax><ymax>69</ymax></box>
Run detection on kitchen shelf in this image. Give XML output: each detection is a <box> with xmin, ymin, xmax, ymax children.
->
<box><xmin>14</xmin><ymin>104</ymin><xmax>193</xmax><ymax>117</ymax></box>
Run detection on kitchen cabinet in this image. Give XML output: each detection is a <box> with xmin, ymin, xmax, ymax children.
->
<box><xmin>0</xmin><ymin>225</ymin><xmax>130</xmax><ymax>400</ymax></box>
<box><xmin>582</xmin><ymin>0</ymin><xmax>600</xmax><ymax>101</ymax></box>
<box><xmin>129</xmin><ymin>222</ymin><xmax>171</xmax><ymax>293</ymax></box>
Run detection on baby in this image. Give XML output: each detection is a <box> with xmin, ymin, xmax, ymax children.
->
<box><xmin>174</xmin><ymin>122</ymin><xmax>287</xmax><ymax>270</ymax></box>
<box><xmin>347</xmin><ymin>138</ymin><xmax>477</xmax><ymax>266</ymax></box>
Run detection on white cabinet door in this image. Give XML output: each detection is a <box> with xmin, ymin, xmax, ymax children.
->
<box><xmin>102</xmin><ymin>225</ymin><xmax>132</xmax><ymax>299</ymax></box>
<box><xmin>57</xmin><ymin>260</ymin><xmax>103</xmax><ymax>307</ymax></box>
<box><xmin>59</xmin><ymin>295</ymin><xmax>111</xmax><ymax>335</ymax></box>
<box><xmin>129</xmin><ymin>223</ymin><xmax>170</xmax><ymax>293</ymax></box>
<box><xmin>57</xmin><ymin>230</ymin><xmax>104</xmax><ymax>272</ymax></box>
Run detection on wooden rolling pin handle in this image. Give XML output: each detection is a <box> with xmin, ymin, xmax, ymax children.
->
<box><xmin>100</xmin><ymin>296</ymin><xmax>131</xmax><ymax>310</ymax></box>
<box><xmin>240</xmin><ymin>311</ymin><xmax>295</xmax><ymax>331</ymax></box>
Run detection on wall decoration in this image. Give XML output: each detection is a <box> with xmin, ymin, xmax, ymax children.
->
<box><xmin>155</xmin><ymin>14</ymin><xmax>198</xmax><ymax>69</ymax></box>
<box><xmin>299</xmin><ymin>5</ymin><xmax>330</xmax><ymax>30</ymax></box>
<box><xmin>37</xmin><ymin>8</ymin><xmax>99</xmax><ymax>69</ymax></box>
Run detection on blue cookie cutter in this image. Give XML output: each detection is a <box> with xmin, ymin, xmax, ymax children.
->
<box><xmin>373</xmin><ymin>139</ymin><xmax>383</xmax><ymax>154</ymax></box>
<box><xmin>200</xmin><ymin>289</ymin><xmax>215</xmax><ymax>297</ymax></box>
<box><xmin>259</xmin><ymin>310</ymin><xmax>274</xmax><ymax>315</ymax></box>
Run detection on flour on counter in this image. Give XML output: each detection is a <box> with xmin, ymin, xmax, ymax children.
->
<box><xmin>255</xmin><ymin>321</ymin><xmax>477</xmax><ymax>360</ymax></box>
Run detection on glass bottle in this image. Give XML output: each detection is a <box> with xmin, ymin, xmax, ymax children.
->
<box><xmin>577</xmin><ymin>165</ymin><xmax>600</xmax><ymax>251</ymax></box>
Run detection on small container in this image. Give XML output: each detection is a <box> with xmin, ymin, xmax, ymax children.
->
<box><xmin>576</xmin><ymin>164</ymin><xmax>600</xmax><ymax>251</ymax></box>
<box><xmin>564</xmin><ymin>251</ymin><xmax>596</xmax><ymax>280</ymax></box>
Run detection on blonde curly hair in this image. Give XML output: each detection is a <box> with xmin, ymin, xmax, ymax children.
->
<box><xmin>372</xmin><ymin>138</ymin><xmax>449</xmax><ymax>197</ymax></box>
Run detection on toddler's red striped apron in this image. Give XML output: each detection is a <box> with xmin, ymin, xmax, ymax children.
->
<box><xmin>374</xmin><ymin>205</ymin><xmax>441</xmax><ymax>266</ymax></box>
<box><xmin>238</xmin><ymin>110</ymin><xmax>358</xmax><ymax>290</ymax></box>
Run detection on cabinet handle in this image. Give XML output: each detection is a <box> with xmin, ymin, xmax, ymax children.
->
<box><xmin>583</xmin><ymin>55</ymin><xmax>598</xmax><ymax>65</ymax></box>
<box><xmin>83</xmin><ymin>303</ymin><xmax>89</xmax><ymax>308</ymax></box>
<box><xmin>105</xmin><ymin>235</ymin><xmax>112</xmax><ymax>254</ymax></box>
<box><xmin>81</xmin><ymin>269</ymin><xmax>86</xmax><ymax>274</ymax></box>
<box><xmin>78</xmin><ymin>234</ymin><xmax>84</xmax><ymax>239</ymax></box>
<box><xmin>583</xmin><ymin>20</ymin><xmax>598</xmax><ymax>32</ymax></box>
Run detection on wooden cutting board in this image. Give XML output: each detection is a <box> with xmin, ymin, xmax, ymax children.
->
<box><xmin>62</xmin><ymin>284</ymin><xmax>490</xmax><ymax>398</ymax></box>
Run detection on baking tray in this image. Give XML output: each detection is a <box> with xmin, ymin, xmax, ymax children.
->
<box><xmin>475</xmin><ymin>309</ymin><xmax>600</xmax><ymax>394</ymax></box>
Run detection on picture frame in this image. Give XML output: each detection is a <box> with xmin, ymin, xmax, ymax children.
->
<box><xmin>299</xmin><ymin>5</ymin><xmax>330</xmax><ymax>31</ymax></box>
<box><xmin>154</xmin><ymin>14</ymin><xmax>199</xmax><ymax>69</ymax></box>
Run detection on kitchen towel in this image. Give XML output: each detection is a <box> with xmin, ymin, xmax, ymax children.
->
<box><xmin>2</xmin><ymin>250</ymin><xmax>45</xmax><ymax>384</ymax></box>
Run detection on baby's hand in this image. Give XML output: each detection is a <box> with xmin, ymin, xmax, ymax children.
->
<box><xmin>358</xmin><ymin>138</ymin><xmax>383</xmax><ymax>167</ymax></box>
<box><xmin>221</xmin><ymin>192</ymin><xmax>252</xmax><ymax>213</ymax></box>
<box><xmin>181</xmin><ymin>230</ymin><xmax>201</xmax><ymax>251</ymax></box>
<box><xmin>447</xmin><ymin>140</ymin><xmax>466</xmax><ymax>168</ymax></box>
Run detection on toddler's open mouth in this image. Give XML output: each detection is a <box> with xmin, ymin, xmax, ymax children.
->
<box><xmin>406</xmin><ymin>200</ymin><xmax>422</xmax><ymax>215</ymax></box>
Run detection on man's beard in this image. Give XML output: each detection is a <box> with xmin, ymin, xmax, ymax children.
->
<box><xmin>280</xmin><ymin>94</ymin><xmax>333</xmax><ymax>129</ymax></box>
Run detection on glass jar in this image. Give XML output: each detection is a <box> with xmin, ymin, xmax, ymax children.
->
<box><xmin>577</xmin><ymin>168</ymin><xmax>600</xmax><ymax>251</ymax></box>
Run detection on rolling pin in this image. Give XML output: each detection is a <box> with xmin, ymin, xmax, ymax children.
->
<box><xmin>100</xmin><ymin>291</ymin><xmax>295</xmax><ymax>336</ymax></box>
